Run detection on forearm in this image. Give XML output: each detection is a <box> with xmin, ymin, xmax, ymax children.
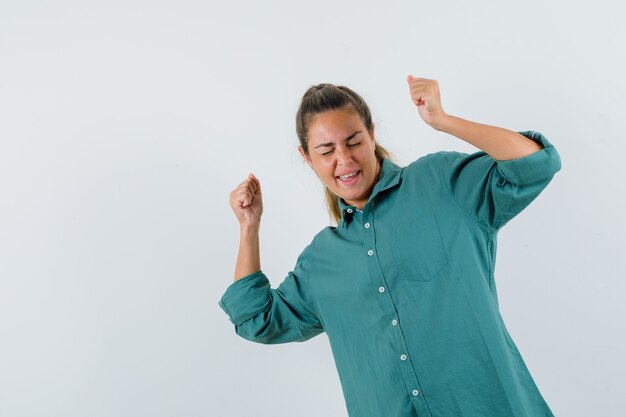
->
<box><xmin>234</xmin><ymin>225</ymin><xmax>261</xmax><ymax>282</ymax></box>
<box><xmin>434</xmin><ymin>114</ymin><xmax>543</xmax><ymax>161</ymax></box>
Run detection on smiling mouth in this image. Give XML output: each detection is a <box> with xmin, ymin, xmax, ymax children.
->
<box><xmin>337</xmin><ymin>170</ymin><xmax>360</xmax><ymax>184</ymax></box>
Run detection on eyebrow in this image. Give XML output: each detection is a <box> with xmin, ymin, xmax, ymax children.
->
<box><xmin>314</xmin><ymin>131</ymin><xmax>362</xmax><ymax>149</ymax></box>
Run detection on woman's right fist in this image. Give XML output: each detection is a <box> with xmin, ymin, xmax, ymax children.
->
<box><xmin>229</xmin><ymin>173</ymin><xmax>263</xmax><ymax>228</ymax></box>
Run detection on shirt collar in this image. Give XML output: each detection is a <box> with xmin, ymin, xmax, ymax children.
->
<box><xmin>338</xmin><ymin>158</ymin><xmax>403</xmax><ymax>228</ymax></box>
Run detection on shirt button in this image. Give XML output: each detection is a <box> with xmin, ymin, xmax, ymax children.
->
<box><xmin>392</xmin><ymin>319</ymin><xmax>398</xmax><ymax>326</ymax></box>
<box><xmin>412</xmin><ymin>389</ymin><xmax>419</xmax><ymax>397</ymax></box>
<box><xmin>378</xmin><ymin>286</ymin><xmax>385</xmax><ymax>293</ymax></box>
<box><xmin>346</xmin><ymin>208</ymin><xmax>353</xmax><ymax>214</ymax></box>
<box><xmin>364</xmin><ymin>222</ymin><xmax>371</xmax><ymax>229</ymax></box>
<box><xmin>367</xmin><ymin>249</ymin><xmax>374</xmax><ymax>256</ymax></box>
<box><xmin>400</xmin><ymin>354</ymin><xmax>407</xmax><ymax>361</ymax></box>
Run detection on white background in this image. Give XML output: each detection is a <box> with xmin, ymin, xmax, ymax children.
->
<box><xmin>1</xmin><ymin>1</ymin><xmax>624</xmax><ymax>416</ymax></box>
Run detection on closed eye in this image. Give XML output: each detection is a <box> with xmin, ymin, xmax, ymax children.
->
<box><xmin>321</xmin><ymin>142</ymin><xmax>362</xmax><ymax>156</ymax></box>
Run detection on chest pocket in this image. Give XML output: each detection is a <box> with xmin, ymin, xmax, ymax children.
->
<box><xmin>390</xmin><ymin>213</ymin><xmax>449</xmax><ymax>281</ymax></box>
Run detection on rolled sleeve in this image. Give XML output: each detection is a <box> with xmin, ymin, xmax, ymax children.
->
<box><xmin>439</xmin><ymin>130</ymin><xmax>562</xmax><ymax>231</ymax></box>
<box><xmin>496</xmin><ymin>131</ymin><xmax>562</xmax><ymax>185</ymax></box>
<box><xmin>218</xmin><ymin>250</ymin><xmax>324</xmax><ymax>344</ymax></box>
<box><xmin>218</xmin><ymin>270</ymin><xmax>270</xmax><ymax>326</ymax></box>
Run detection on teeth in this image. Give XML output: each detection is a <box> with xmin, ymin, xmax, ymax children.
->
<box><xmin>339</xmin><ymin>171</ymin><xmax>358</xmax><ymax>180</ymax></box>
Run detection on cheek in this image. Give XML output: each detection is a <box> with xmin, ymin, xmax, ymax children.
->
<box><xmin>317</xmin><ymin>160</ymin><xmax>335</xmax><ymax>175</ymax></box>
<box><xmin>310</xmin><ymin>160</ymin><xmax>334</xmax><ymax>181</ymax></box>
<box><xmin>354</xmin><ymin>150</ymin><xmax>374</xmax><ymax>168</ymax></box>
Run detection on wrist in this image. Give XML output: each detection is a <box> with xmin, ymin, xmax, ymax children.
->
<box><xmin>240</xmin><ymin>223</ymin><xmax>260</xmax><ymax>235</ymax></box>
<box><xmin>430</xmin><ymin>112</ymin><xmax>453</xmax><ymax>132</ymax></box>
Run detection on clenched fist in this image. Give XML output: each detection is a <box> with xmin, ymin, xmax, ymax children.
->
<box><xmin>406</xmin><ymin>75</ymin><xmax>447</xmax><ymax>128</ymax></box>
<box><xmin>229</xmin><ymin>173</ymin><xmax>263</xmax><ymax>228</ymax></box>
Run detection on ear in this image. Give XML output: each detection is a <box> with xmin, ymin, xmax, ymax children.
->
<box><xmin>298</xmin><ymin>146</ymin><xmax>314</xmax><ymax>169</ymax></box>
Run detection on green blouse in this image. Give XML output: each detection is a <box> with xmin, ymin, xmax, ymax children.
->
<box><xmin>219</xmin><ymin>130</ymin><xmax>561</xmax><ymax>417</ymax></box>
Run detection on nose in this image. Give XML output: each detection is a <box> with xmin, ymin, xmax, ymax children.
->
<box><xmin>335</xmin><ymin>144</ymin><xmax>353</xmax><ymax>165</ymax></box>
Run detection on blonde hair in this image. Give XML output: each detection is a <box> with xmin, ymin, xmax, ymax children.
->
<box><xmin>295</xmin><ymin>83</ymin><xmax>396</xmax><ymax>224</ymax></box>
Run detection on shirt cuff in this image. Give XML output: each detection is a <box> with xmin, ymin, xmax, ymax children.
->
<box><xmin>218</xmin><ymin>270</ymin><xmax>271</xmax><ymax>326</ymax></box>
<box><xmin>495</xmin><ymin>130</ymin><xmax>562</xmax><ymax>185</ymax></box>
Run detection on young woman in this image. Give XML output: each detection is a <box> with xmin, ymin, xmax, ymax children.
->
<box><xmin>219</xmin><ymin>76</ymin><xmax>561</xmax><ymax>417</ymax></box>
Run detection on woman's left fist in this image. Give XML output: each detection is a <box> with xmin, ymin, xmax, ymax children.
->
<box><xmin>406</xmin><ymin>75</ymin><xmax>447</xmax><ymax>128</ymax></box>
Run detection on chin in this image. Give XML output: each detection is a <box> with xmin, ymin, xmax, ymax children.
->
<box><xmin>340</xmin><ymin>191</ymin><xmax>363</xmax><ymax>203</ymax></box>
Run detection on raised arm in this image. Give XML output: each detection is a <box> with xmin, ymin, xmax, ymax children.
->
<box><xmin>406</xmin><ymin>75</ymin><xmax>542</xmax><ymax>160</ymax></box>
<box><xmin>220</xmin><ymin>174</ymin><xmax>324</xmax><ymax>344</ymax></box>
<box><xmin>406</xmin><ymin>75</ymin><xmax>561</xmax><ymax>231</ymax></box>
<box><xmin>229</xmin><ymin>173</ymin><xmax>262</xmax><ymax>281</ymax></box>
<box><xmin>433</xmin><ymin>115</ymin><xmax>543</xmax><ymax>161</ymax></box>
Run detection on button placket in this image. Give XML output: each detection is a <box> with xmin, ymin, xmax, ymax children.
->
<box><xmin>393</xmin><ymin>326</ymin><xmax>426</xmax><ymax>406</ymax></box>
<box><xmin>362</xmin><ymin>207</ymin><xmax>425</xmax><ymax>408</ymax></box>
<box><xmin>355</xmin><ymin>198</ymin><xmax>427</xmax><ymax>413</ymax></box>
